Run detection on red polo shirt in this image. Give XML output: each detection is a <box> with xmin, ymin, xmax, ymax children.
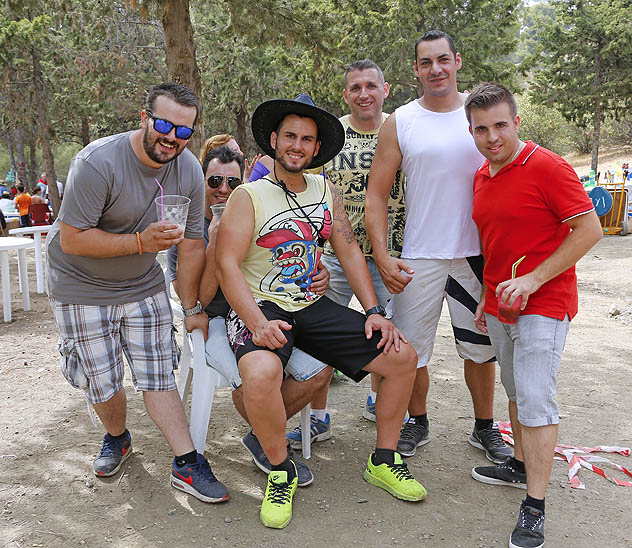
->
<box><xmin>472</xmin><ymin>141</ymin><xmax>594</xmax><ymax>321</ymax></box>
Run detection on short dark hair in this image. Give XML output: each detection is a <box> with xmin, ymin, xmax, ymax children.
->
<box><xmin>343</xmin><ymin>59</ymin><xmax>385</xmax><ymax>88</ymax></box>
<box><xmin>274</xmin><ymin>114</ymin><xmax>319</xmax><ymax>141</ymax></box>
<box><xmin>17</xmin><ymin>184</ymin><xmax>25</xmax><ymax>192</ymax></box>
<box><xmin>202</xmin><ymin>145</ymin><xmax>245</xmax><ymax>178</ymax></box>
<box><xmin>464</xmin><ymin>82</ymin><xmax>518</xmax><ymax>124</ymax></box>
<box><xmin>146</xmin><ymin>82</ymin><xmax>201</xmax><ymax>125</ymax></box>
<box><xmin>415</xmin><ymin>30</ymin><xmax>457</xmax><ymax>61</ymax></box>
<box><xmin>32</xmin><ymin>186</ymin><xmax>41</xmax><ymax>194</ymax></box>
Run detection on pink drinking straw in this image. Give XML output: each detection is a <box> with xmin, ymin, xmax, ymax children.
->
<box><xmin>154</xmin><ymin>178</ymin><xmax>164</xmax><ymax>222</ymax></box>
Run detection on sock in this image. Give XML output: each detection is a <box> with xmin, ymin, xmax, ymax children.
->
<box><xmin>525</xmin><ymin>494</ymin><xmax>545</xmax><ymax>513</ymax></box>
<box><xmin>369</xmin><ymin>389</ymin><xmax>377</xmax><ymax>402</ymax></box>
<box><xmin>409</xmin><ymin>413</ymin><xmax>428</xmax><ymax>427</ymax></box>
<box><xmin>512</xmin><ymin>457</ymin><xmax>526</xmax><ymax>474</ymax></box>
<box><xmin>311</xmin><ymin>408</ymin><xmax>327</xmax><ymax>422</ymax></box>
<box><xmin>372</xmin><ymin>448</ymin><xmax>395</xmax><ymax>466</ymax></box>
<box><xmin>475</xmin><ymin>418</ymin><xmax>494</xmax><ymax>431</ymax></box>
<box><xmin>174</xmin><ymin>450</ymin><xmax>198</xmax><ymax>467</ymax></box>
<box><xmin>106</xmin><ymin>429</ymin><xmax>129</xmax><ymax>441</ymax></box>
<box><xmin>271</xmin><ymin>456</ymin><xmax>296</xmax><ymax>482</ymax></box>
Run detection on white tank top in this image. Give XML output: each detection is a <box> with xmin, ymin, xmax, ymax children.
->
<box><xmin>395</xmin><ymin>100</ymin><xmax>483</xmax><ymax>259</ymax></box>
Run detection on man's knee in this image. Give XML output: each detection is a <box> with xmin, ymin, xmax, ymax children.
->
<box><xmin>372</xmin><ymin>343</ymin><xmax>417</xmax><ymax>378</ymax></box>
<box><xmin>391</xmin><ymin>342</ymin><xmax>417</xmax><ymax>371</ymax></box>
<box><xmin>310</xmin><ymin>365</ymin><xmax>333</xmax><ymax>390</ymax></box>
<box><xmin>239</xmin><ymin>352</ymin><xmax>283</xmax><ymax>388</ymax></box>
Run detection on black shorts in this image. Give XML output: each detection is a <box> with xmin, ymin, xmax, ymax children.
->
<box><xmin>225</xmin><ymin>297</ymin><xmax>383</xmax><ymax>382</ymax></box>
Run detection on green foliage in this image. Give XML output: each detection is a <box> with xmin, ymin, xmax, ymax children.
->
<box><xmin>517</xmin><ymin>94</ymin><xmax>575</xmax><ymax>155</ymax></box>
<box><xmin>191</xmin><ymin>0</ymin><xmax>522</xmax><ymax>154</ymax></box>
<box><xmin>528</xmin><ymin>0</ymin><xmax>632</xmax><ymax>127</ymax></box>
<box><xmin>513</xmin><ymin>1</ymin><xmax>555</xmax><ymax>64</ymax></box>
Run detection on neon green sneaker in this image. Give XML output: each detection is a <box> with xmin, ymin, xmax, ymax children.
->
<box><xmin>363</xmin><ymin>452</ymin><xmax>427</xmax><ymax>501</ymax></box>
<box><xmin>260</xmin><ymin>462</ymin><xmax>298</xmax><ymax>529</ymax></box>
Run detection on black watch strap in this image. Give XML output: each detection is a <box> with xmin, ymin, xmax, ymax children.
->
<box><xmin>365</xmin><ymin>305</ymin><xmax>386</xmax><ymax>318</ymax></box>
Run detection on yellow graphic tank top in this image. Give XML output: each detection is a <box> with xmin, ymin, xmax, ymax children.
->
<box><xmin>233</xmin><ymin>174</ymin><xmax>333</xmax><ymax>312</ymax></box>
<box><xmin>321</xmin><ymin>113</ymin><xmax>406</xmax><ymax>257</ymax></box>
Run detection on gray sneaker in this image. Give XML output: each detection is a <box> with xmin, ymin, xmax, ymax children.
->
<box><xmin>468</xmin><ymin>423</ymin><xmax>513</xmax><ymax>464</ymax></box>
<box><xmin>241</xmin><ymin>431</ymin><xmax>313</xmax><ymax>487</ymax></box>
<box><xmin>93</xmin><ymin>430</ymin><xmax>132</xmax><ymax>477</ymax></box>
<box><xmin>509</xmin><ymin>502</ymin><xmax>545</xmax><ymax>548</ymax></box>
<box><xmin>471</xmin><ymin>456</ymin><xmax>527</xmax><ymax>489</ymax></box>
<box><xmin>396</xmin><ymin>418</ymin><xmax>430</xmax><ymax>457</ymax></box>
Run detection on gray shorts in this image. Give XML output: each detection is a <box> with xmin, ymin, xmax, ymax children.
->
<box><xmin>50</xmin><ymin>292</ymin><xmax>180</xmax><ymax>404</ymax></box>
<box><xmin>205</xmin><ymin>316</ymin><xmax>327</xmax><ymax>390</ymax></box>
<box><xmin>485</xmin><ymin>313</ymin><xmax>570</xmax><ymax>427</ymax></box>
<box><xmin>321</xmin><ymin>254</ymin><xmax>391</xmax><ymax>309</ymax></box>
<box><xmin>392</xmin><ymin>256</ymin><xmax>495</xmax><ymax>367</ymax></box>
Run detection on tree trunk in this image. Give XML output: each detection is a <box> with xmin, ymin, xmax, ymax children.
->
<box><xmin>591</xmin><ymin>98</ymin><xmax>601</xmax><ymax>174</ymax></box>
<box><xmin>81</xmin><ymin>116</ymin><xmax>90</xmax><ymax>147</ymax></box>
<box><xmin>32</xmin><ymin>47</ymin><xmax>60</xmax><ymax>215</ymax></box>
<box><xmin>26</xmin><ymin>125</ymin><xmax>38</xmax><ymax>189</ymax></box>
<box><xmin>590</xmin><ymin>42</ymin><xmax>602</xmax><ymax>173</ymax></box>
<box><xmin>5</xmin><ymin>131</ymin><xmax>16</xmax><ymax>171</ymax></box>
<box><xmin>15</xmin><ymin>127</ymin><xmax>26</xmax><ymax>185</ymax></box>
<box><xmin>161</xmin><ymin>0</ymin><xmax>204</xmax><ymax>154</ymax></box>
<box><xmin>234</xmin><ymin>103</ymin><xmax>248</xmax><ymax>156</ymax></box>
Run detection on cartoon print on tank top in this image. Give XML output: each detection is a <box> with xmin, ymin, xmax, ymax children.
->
<box><xmin>256</xmin><ymin>200</ymin><xmax>332</xmax><ymax>303</ymax></box>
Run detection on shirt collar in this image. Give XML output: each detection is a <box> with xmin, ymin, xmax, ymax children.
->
<box><xmin>478</xmin><ymin>141</ymin><xmax>539</xmax><ymax>179</ymax></box>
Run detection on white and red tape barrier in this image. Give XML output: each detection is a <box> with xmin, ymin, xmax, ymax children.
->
<box><xmin>497</xmin><ymin>421</ymin><xmax>632</xmax><ymax>489</ymax></box>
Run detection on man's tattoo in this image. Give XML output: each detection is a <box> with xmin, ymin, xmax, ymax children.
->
<box><xmin>331</xmin><ymin>184</ymin><xmax>355</xmax><ymax>244</ymax></box>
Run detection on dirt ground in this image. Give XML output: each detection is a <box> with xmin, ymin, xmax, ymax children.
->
<box><xmin>1</xmin><ymin>239</ymin><xmax>631</xmax><ymax>548</ymax></box>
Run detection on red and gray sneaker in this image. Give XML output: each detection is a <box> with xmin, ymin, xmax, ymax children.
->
<box><xmin>171</xmin><ymin>453</ymin><xmax>229</xmax><ymax>503</ymax></box>
<box><xmin>93</xmin><ymin>430</ymin><xmax>132</xmax><ymax>477</ymax></box>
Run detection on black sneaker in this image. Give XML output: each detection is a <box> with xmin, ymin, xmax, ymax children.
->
<box><xmin>471</xmin><ymin>456</ymin><xmax>527</xmax><ymax>489</ymax></box>
<box><xmin>396</xmin><ymin>418</ymin><xmax>430</xmax><ymax>457</ymax></box>
<box><xmin>93</xmin><ymin>430</ymin><xmax>132</xmax><ymax>477</ymax></box>
<box><xmin>469</xmin><ymin>423</ymin><xmax>513</xmax><ymax>464</ymax></box>
<box><xmin>171</xmin><ymin>453</ymin><xmax>229</xmax><ymax>503</ymax></box>
<box><xmin>241</xmin><ymin>431</ymin><xmax>313</xmax><ymax>487</ymax></box>
<box><xmin>509</xmin><ymin>501</ymin><xmax>545</xmax><ymax>548</ymax></box>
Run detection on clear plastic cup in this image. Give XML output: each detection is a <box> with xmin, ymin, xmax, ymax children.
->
<box><xmin>210</xmin><ymin>203</ymin><xmax>226</xmax><ymax>219</ymax></box>
<box><xmin>155</xmin><ymin>195</ymin><xmax>190</xmax><ymax>232</ymax></box>
<box><xmin>498</xmin><ymin>289</ymin><xmax>522</xmax><ymax>324</ymax></box>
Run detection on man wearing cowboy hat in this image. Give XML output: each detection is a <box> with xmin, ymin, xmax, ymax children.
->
<box><xmin>216</xmin><ymin>94</ymin><xmax>426</xmax><ymax>529</ymax></box>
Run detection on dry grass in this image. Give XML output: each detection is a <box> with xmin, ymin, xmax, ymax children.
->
<box><xmin>565</xmin><ymin>145</ymin><xmax>632</xmax><ymax>177</ymax></box>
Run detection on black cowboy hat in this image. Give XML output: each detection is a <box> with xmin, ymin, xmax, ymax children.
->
<box><xmin>251</xmin><ymin>93</ymin><xmax>345</xmax><ymax>169</ymax></box>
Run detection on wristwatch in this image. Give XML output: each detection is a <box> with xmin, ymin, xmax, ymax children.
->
<box><xmin>365</xmin><ymin>305</ymin><xmax>386</xmax><ymax>318</ymax></box>
<box><xmin>182</xmin><ymin>301</ymin><xmax>203</xmax><ymax>317</ymax></box>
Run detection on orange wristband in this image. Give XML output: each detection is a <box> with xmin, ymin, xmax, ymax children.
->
<box><xmin>135</xmin><ymin>231</ymin><xmax>143</xmax><ymax>255</ymax></box>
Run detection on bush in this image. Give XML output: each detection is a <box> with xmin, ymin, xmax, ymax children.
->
<box><xmin>517</xmin><ymin>96</ymin><xmax>576</xmax><ymax>155</ymax></box>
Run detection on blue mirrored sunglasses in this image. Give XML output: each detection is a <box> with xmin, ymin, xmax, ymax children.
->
<box><xmin>146</xmin><ymin>111</ymin><xmax>195</xmax><ymax>140</ymax></box>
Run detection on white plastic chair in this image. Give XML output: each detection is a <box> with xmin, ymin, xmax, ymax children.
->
<box><xmin>166</xmin><ymin>268</ymin><xmax>312</xmax><ymax>459</ymax></box>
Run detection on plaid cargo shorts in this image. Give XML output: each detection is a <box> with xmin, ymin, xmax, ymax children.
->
<box><xmin>50</xmin><ymin>291</ymin><xmax>180</xmax><ymax>404</ymax></box>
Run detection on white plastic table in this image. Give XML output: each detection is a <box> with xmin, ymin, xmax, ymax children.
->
<box><xmin>0</xmin><ymin>237</ymin><xmax>35</xmax><ymax>322</ymax></box>
<box><xmin>9</xmin><ymin>226</ymin><xmax>51</xmax><ymax>294</ymax></box>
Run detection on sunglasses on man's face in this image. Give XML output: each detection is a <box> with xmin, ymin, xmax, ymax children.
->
<box><xmin>207</xmin><ymin>175</ymin><xmax>242</xmax><ymax>190</ymax></box>
<box><xmin>146</xmin><ymin>111</ymin><xmax>195</xmax><ymax>140</ymax></box>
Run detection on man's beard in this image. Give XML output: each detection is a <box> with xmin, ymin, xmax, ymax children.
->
<box><xmin>142</xmin><ymin>126</ymin><xmax>183</xmax><ymax>165</ymax></box>
<box><xmin>275</xmin><ymin>144</ymin><xmax>314</xmax><ymax>173</ymax></box>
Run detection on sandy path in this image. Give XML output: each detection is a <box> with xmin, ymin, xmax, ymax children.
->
<box><xmin>1</xmin><ymin>236</ymin><xmax>631</xmax><ymax>548</ymax></box>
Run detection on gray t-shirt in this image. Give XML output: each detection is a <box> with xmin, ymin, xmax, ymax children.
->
<box><xmin>46</xmin><ymin>131</ymin><xmax>204</xmax><ymax>305</ymax></box>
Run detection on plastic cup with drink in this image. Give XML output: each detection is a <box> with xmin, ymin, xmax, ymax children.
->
<box><xmin>497</xmin><ymin>255</ymin><xmax>526</xmax><ymax>324</ymax></box>
<box><xmin>210</xmin><ymin>202</ymin><xmax>226</xmax><ymax>220</ymax></box>
<box><xmin>155</xmin><ymin>194</ymin><xmax>190</xmax><ymax>233</ymax></box>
